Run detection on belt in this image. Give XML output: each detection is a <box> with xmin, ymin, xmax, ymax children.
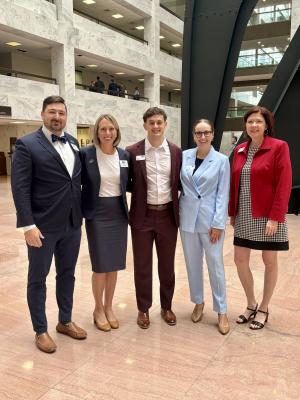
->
<box><xmin>147</xmin><ymin>202</ymin><xmax>172</xmax><ymax>211</ymax></box>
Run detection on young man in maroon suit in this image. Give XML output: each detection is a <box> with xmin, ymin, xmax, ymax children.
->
<box><xmin>126</xmin><ymin>107</ymin><xmax>182</xmax><ymax>329</ymax></box>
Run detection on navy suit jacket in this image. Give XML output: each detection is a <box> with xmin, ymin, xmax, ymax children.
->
<box><xmin>11</xmin><ymin>128</ymin><xmax>82</xmax><ymax>232</ymax></box>
<box><xmin>80</xmin><ymin>145</ymin><xmax>130</xmax><ymax>219</ymax></box>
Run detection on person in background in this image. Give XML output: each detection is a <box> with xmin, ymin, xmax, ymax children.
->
<box><xmin>81</xmin><ymin>114</ymin><xmax>130</xmax><ymax>332</ymax></box>
<box><xmin>133</xmin><ymin>87</ymin><xmax>140</xmax><ymax>100</ymax></box>
<box><xmin>179</xmin><ymin>119</ymin><xmax>230</xmax><ymax>335</ymax></box>
<box><xmin>95</xmin><ymin>76</ymin><xmax>105</xmax><ymax>93</ymax></box>
<box><xmin>229</xmin><ymin>106</ymin><xmax>292</xmax><ymax>330</ymax></box>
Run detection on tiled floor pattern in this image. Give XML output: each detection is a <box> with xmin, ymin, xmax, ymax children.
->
<box><xmin>0</xmin><ymin>176</ymin><xmax>299</xmax><ymax>399</ymax></box>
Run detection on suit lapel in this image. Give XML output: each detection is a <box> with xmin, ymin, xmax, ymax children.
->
<box><xmin>36</xmin><ymin>130</ymin><xmax>69</xmax><ymax>175</ymax></box>
<box><xmin>65</xmin><ymin>134</ymin><xmax>81</xmax><ymax>177</ymax></box>
<box><xmin>192</xmin><ymin>146</ymin><xmax>215</xmax><ymax>186</ymax></box>
<box><xmin>136</xmin><ymin>140</ymin><xmax>147</xmax><ymax>184</ymax></box>
<box><xmin>117</xmin><ymin>148</ymin><xmax>127</xmax><ymax>193</ymax></box>
<box><xmin>168</xmin><ymin>141</ymin><xmax>177</xmax><ymax>186</ymax></box>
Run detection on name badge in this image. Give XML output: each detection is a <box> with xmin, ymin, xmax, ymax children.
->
<box><xmin>136</xmin><ymin>155</ymin><xmax>145</xmax><ymax>161</ymax></box>
<box><xmin>120</xmin><ymin>160</ymin><xmax>128</xmax><ymax>167</ymax></box>
<box><xmin>70</xmin><ymin>143</ymin><xmax>79</xmax><ymax>151</ymax></box>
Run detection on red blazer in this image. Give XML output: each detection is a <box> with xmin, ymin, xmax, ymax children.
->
<box><xmin>126</xmin><ymin>139</ymin><xmax>182</xmax><ymax>229</ymax></box>
<box><xmin>228</xmin><ymin>135</ymin><xmax>292</xmax><ymax>222</ymax></box>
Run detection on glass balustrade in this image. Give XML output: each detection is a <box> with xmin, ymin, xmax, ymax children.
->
<box><xmin>248</xmin><ymin>6</ymin><xmax>291</xmax><ymax>26</ymax></box>
<box><xmin>237</xmin><ymin>52</ymin><xmax>284</xmax><ymax>68</ymax></box>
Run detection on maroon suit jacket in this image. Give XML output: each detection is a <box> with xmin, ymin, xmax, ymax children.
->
<box><xmin>126</xmin><ymin>139</ymin><xmax>182</xmax><ymax>229</ymax></box>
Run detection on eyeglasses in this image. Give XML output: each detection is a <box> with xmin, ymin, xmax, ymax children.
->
<box><xmin>194</xmin><ymin>131</ymin><xmax>212</xmax><ymax>137</ymax></box>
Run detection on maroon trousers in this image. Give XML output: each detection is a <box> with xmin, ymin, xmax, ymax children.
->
<box><xmin>131</xmin><ymin>207</ymin><xmax>178</xmax><ymax>312</ymax></box>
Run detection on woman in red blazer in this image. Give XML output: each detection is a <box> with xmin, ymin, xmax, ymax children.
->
<box><xmin>229</xmin><ymin>106</ymin><xmax>292</xmax><ymax>329</ymax></box>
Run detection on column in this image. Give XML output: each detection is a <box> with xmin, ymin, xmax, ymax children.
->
<box><xmin>144</xmin><ymin>0</ymin><xmax>160</xmax><ymax>106</ymax></box>
<box><xmin>51</xmin><ymin>0</ymin><xmax>77</xmax><ymax>135</ymax></box>
<box><xmin>291</xmin><ymin>0</ymin><xmax>300</xmax><ymax>38</ymax></box>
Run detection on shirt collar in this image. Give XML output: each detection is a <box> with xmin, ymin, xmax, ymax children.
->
<box><xmin>42</xmin><ymin>124</ymin><xmax>65</xmax><ymax>142</ymax></box>
<box><xmin>145</xmin><ymin>137</ymin><xmax>168</xmax><ymax>152</ymax></box>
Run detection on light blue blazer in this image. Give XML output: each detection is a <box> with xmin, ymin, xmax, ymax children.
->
<box><xmin>179</xmin><ymin>146</ymin><xmax>230</xmax><ymax>233</ymax></box>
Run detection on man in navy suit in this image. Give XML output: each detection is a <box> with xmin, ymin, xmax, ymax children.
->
<box><xmin>11</xmin><ymin>96</ymin><xmax>87</xmax><ymax>353</ymax></box>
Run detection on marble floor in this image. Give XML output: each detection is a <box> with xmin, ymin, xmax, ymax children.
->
<box><xmin>0</xmin><ymin>175</ymin><xmax>300</xmax><ymax>400</ymax></box>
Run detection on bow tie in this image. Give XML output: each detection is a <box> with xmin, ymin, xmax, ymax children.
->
<box><xmin>51</xmin><ymin>134</ymin><xmax>67</xmax><ymax>144</ymax></box>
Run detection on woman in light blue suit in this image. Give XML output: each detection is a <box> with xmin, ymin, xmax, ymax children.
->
<box><xmin>180</xmin><ymin>119</ymin><xmax>230</xmax><ymax>334</ymax></box>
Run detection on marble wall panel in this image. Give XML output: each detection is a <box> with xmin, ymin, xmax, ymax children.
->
<box><xmin>72</xmin><ymin>89</ymin><xmax>151</xmax><ymax>147</ymax></box>
<box><xmin>73</xmin><ymin>15</ymin><xmax>153</xmax><ymax>73</ymax></box>
<box><xmin>159</xmin><ymin>6</ymin><xmax>184</xmax><ymax>34</ymax></box>
<box><xmin>0</xmin><ymin>1</ymin><xmax>59</xmax><ymax>43</ymax></box>
<box><xmin>159</xmin><ymin>51</ymin><xmax>182</xmax><ymax>83</ymax></box>
<box><xmin>0</xmin><ymin>76</ymin><xmax>59</xmax><ymax>120</ymax></box>
<box><xmin>11</xmin><ymin>0</ymin><xmax>57</xmax><ymax>20</ymax></box>
<box><xmin>160</xmin><ymin>104</ymin><xmax>181</xmax><ymax>146</ymax></box>
<box><xmin>291</xmin><ymin>2</ymin><xmax>300</xmax><ymax>37</ymax></box>
<box><xmin>114</xmin><ymin>0</ymin><xmax>152</xmax><ymax>17</ymax></box>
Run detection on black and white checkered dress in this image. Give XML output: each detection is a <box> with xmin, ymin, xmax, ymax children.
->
<box><xmin>234</xmin><ymin>146</ymin><xmax>289</xmax><ymax>250</ymax></box>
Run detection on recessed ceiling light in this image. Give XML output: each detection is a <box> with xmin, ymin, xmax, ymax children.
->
<box><xmin>6</xmin><ymin>41</ymin><xmax>21</xmax><ymax>47</ymax></box>
<box><xmin>160</xmin><ymin>84</ymin><xmax>165</xmax><ymax>87</ymax></box>
<box><xmin>112</xmin><ymin>14</ymin><xmax>124</xmax><ymax>19</ymax></box>
<box><xmin>82</xmin><ymin>0</ymin><xmax>96</xmax><ymax>4</ymax></box>
<box><xmin>135</xmin><ymin>26</ymin><xmax>144</xmax><ymax>30</ymax></box>
<box><xmin>174</xmin><ymin>88</ymin><xmax>181</xmax><ymax>91</ymax></box>
<box><xmin>11</xmin><ymin>121</ymin><xmax>24</xmax><ymax>124</ymax></box>
<box><xmin>257</xmin><ymin>41</ymin><xmax>261</xmax><ymax>45</ymax></box>
<box><xmin>138</xmin><ymin>78</ymin><xmax>144</xmax><ymax>82</ymax></box>
<box><xmin>86</xmin><ymin>64</ymin><xmax>98</xmax><ymax>67</ymax></box>
<box><xmin>172</xmin><ymin>43</ymin><xmax>181</xmax><ymax>48</ymax></box>
<box><xmin>116</xmin><ymin>72</ymin><xmax>125</xmax><ymax>75</ymax></box>
<box><xmin>159</xmin><ymin>35</ymin><xmax>165</xmax><ymax>39</ymax></box>
<box><xmin>261</xmin><ymin>44</ymin><xmax>264</xmax><ymax>47</ymax></box>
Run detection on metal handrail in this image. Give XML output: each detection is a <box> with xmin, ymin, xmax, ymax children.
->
<box><xmin>160</xmin><ymin>3</ymin><xmax>184</xmax><ymax>21</ymax></box>
<box><xmin>237</xmin><ymin>51</ymin><xmax>284</xmax><ymax>68</ymax></box>
<box><xmin>248</xmin><ymin>7</ymin><xmax>291</xmax><ymax>25</ymax></box>
<box><xmin>76</xmin><ymin>83</ymin><xmax>149</xmax><ymax>102</ymax></box>
<box><xmin>73</xmin><ymin>9</ymin><xmax>148</xmax><ymax>45</ymax></box>
<box><xmin>0</xmin><ymin>66</ymin><xmax>57</xmax><ymax>84</ymax></box>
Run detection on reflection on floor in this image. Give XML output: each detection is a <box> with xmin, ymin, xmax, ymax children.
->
<box><xmin>0</xmin><ymin>176</ymin><xmax>300</xmax><ymax>400</ymax></box>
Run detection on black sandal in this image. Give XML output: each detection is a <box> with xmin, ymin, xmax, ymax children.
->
<box><xmin>236</xmin><ymin>303</ymin><xmax>258</xmax><ymax>324</ymax></box>
<box><xmin>249</xmin><ymin>309</ymin><xmax>269</xmax><ymax>330</ymax></box>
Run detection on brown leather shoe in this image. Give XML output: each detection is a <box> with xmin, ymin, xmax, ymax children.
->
<box><xmin>218</xmin><ymin>314</ymin><xmax>230</xmax><ymax>335</ymax></box>
<box><xmin>137</xmin><ymin>311</ymin><xmax>150</xmax><ymax>329</ymax></box>
<box><xmin>35</xmin><ymin>332</ymin><xmax>56</xmax><ymax>353</ymax></box>
<box><xmin>56</xmin><ymin>322</ymin><xmax>87</xmax><ymax>339</ymax></box>
<box><xmin>161</xmin><ymin>309</ymin><xmax>177</xmax><ymax>326</ymax></box>
<box><xmin>191</xmin><ymin>303</ymin><xmax>204</xmax><ymax>323</ymax></box>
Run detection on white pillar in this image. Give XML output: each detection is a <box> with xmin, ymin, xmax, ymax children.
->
<box><xmin>51</xmin><ymin>0</ymin><xmax>77</xmax><ymax>135</ymax></box>
<box><xmin>144</xmin><ymin>0</ymin><xmax>160</xmax><ymax>106</ymax></box>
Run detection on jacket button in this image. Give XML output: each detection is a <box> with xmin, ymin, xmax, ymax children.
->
<box><xmin>198</xmin><ymin>195</ymin><xmax>201</xmax><ymax>199</ymax></box>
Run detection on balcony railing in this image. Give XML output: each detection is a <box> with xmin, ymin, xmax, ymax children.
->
<box><xmin>227</xmin><ymin>106</ymin><xmax>252</xmax><ymax>118</ymax></box>
<box><xmin>237</xmin><ymin>51</ymin><xmax>284</xmax><ymax>68</ymax></box>
<box><xmin>160</xmin><ymin>2</ymin><xmax>184</xmax><ymax>21</ymax></box>
<box><xmin>73</xmin><ymin>9</ymin><xmax>148</xmax><ymax>45</ymax></box>
<box><xmin>248</xmin><ymin>7</ymin><xmax>291</xmax><ymax>26</ymax></box>
<box><xmin>76</xmin><ymin>83</ymin><xmax>149</xmax><ymax>102</ymax></box>
<box><xmin>0</xmin><ymin>67</ymin><xmax>57</xmax><ymax>84</ymax></box>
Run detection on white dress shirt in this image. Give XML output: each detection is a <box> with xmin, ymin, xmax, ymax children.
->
<box><xmin>42</xmin><ymin>125</ymin><xmax>75</xmax><ymax>177</ymax></box>
<box><xmin>23</xmin><ymin>125</ymin><xmax>75</xmax><ymax>232</ymax></box>
<box><xmin>96</xmin><ymin>147</ymin><xmax>121</xmax><ymax>197</ymax></box>
<box><xmin>145</xmin><ymin>137</ymin><xmax>172</xmax><ymax>205</ymax></box>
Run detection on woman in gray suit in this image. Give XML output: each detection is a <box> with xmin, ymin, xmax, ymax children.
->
<box><xmin>81</xmin><ymin>114</ymin><xmax>130</xmax><ymax>332</ymax></box>
<box><xmin>179</xmin><ymin>119</ymin><xmax>230</xmax><ymax>334</ymax></box>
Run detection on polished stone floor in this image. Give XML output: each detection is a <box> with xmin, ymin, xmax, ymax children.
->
<box><xmin>0</xmin><ymin>175</ymin><xmax>299</xmax><ymax>400</ymax></box>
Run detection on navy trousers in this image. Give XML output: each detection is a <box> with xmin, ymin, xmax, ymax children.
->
<box><xmin>27</xmin><ymin>221</ymin><xmax>81</xmax><ymax>334</ymax></box>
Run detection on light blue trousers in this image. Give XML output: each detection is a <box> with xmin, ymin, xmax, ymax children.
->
<box><xmin>180</xmin><ymin>230</ymin><xmax>227</xmax><ymax>314</ymax></box>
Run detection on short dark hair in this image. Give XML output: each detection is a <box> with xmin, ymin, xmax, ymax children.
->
<box><xmin>143</xmin><ymin>107</ymin><xmax>167</xmax><ymax>122</ymax></box>
<box><xmin>42</xmin><ymin>96</ymin><xmax>67</xmax><ymax>112</ymax></box>
<box><xmin>192</xmin><ymin>118</ymin><xmax>214</xmax><ymax>133</ymax></box>
<box><xmin>243</xmin><ymin>106</ymin><xmax>274</xmax><ymax>139</ymax></box>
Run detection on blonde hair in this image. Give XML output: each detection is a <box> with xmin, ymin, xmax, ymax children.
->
<box><xmin>93</xmin><ymin>114</ymin><xmax>121</xmax><ymax>147</ymax></box>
